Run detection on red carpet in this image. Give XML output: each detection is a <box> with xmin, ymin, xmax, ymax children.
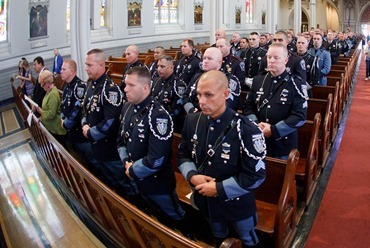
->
<box><xmin>306</xmin><ymin>55</ymin><xmax>370</xmax><ymax>247</ymax></box>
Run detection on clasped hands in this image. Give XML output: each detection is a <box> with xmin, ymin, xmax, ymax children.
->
<box><xmin>258</xmin><ymin>122</ymin><xmax>272</xmax><ymax>138</ymax></box>
<box><xmin>190</xmin><ymin>175</ymin><xmax>218</xmax><ymax>197</ymax></box>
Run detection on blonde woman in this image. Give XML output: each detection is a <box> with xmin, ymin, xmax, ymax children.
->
<box><xmin>33</xmin><ymin>70</ymin><xmax>67</xmax><ymax>147</ymax></box>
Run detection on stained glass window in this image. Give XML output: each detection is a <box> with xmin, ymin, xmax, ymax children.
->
<box><xmin>100</xmin><ymin>0</ymin><xmax>105</xmax><ymax>27</ymax></box>
<box><xmin>154</xmin><ymin>0</ymin><xmax>178</xmax><ymax>24</ymax></box>
<box><xmin>66</xmin><ymin>0</ymin><xmax>70</xmax><ymax>31</ymax></box>
<box><xmin>245</xmin><ymin>0</ymin><xmax>254</xmax><ymax>24</ymax></box>
<box><xmin>0</xmin><ymin>0</ymin><xmax>7</xmax><ymax>42</ymax></box>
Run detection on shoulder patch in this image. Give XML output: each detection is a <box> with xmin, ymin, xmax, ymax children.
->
<box><xmin>239</xmin><ymin>61</ymin><xmax>245</xmax><ymax>71</ymax></box>
<box><xmin>252</xmin><ymin>133</ymin><xmax>265</xmax><ymax>154</ymax></box>
<box><xmin>148</xmin><ymin>104</ymin><xmax>173</xmax><ymax>140</ymax></box>
<box><xmin>300</xmin><ymin>59</ymin><xmax>306</xmax><ymax>71</ymax></box>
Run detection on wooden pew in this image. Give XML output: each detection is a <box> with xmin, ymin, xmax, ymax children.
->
<box><xmin>327</xmin><ymin>75</ymin><xmax>345</xmax><ymax>119</ymax></box>
<box><xmin>313</xmin><ymin>82</ymin><xmax>339</xmax><ymax>142</ymax></box>
<box><xmin>106</xmin><ymin>61</ymin><xmax>128</xmax><ymax>85</ymax></box>
<box><xmin>254</xmin><ymin>149</ymin><xmax>299</xmax><ymax>248</ymax></box>
<box><xmin>172</xmin><ymin>132</ymin><xmax>299</xmax><ymax>248</ymax></box>
<box><xmin>307</xmin><ymin>95</ymin><xmax>332</xmax><ymax>169</ymax></box>
<box><xmin>296</xmin><ymin>113</ymin><xmax>321</xmax><ymax>207</ymax></box>
<box><xmin>12</xmin><ymin>85</ymin><xmax>243</xmax><ymax>248</ymax></box>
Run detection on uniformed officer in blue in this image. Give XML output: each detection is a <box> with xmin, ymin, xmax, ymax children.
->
<box><xmin>82</xmin><ymin>49</ymin><xmax>129</xmax><ymax>195</ymax></box>
<box><xmin>243</xmin><ymin>43</ymin><xmax>308</xmax><ymax>159</ymax></box>
<box><xmin>243</xmin><ymin>32</ymin><xmax>267</xmax><ymax>90</ymax></box>
<box><xmin>152</xmin><ymin>55</ymin><xmax>187</xmax><ymax>133</ymax></box>
<box><xmin>60</xmin><ymin>59</ymin><xmax>95</xmax><ymax>166</ymax></box>
<box><xmin>117</xmin><ymin>66</ymin><xmax>189</xmax><ymax>234</ymax></box>
<box><xmin>178</xmin><ymin>70</ymin><xmax>266</xmax><ymax>247</ymax></box>
<box><xmin>60</xmin><ymin>59</ymin><xmax>87</xmax><ymax>144</ymax></box>
<box><xmin>175</xmin><ymin>38</ymin><xmax>202</xmax><ymax>86</ymax></box>
<box><xmin>217</xmin><ymin>37</ymin><xmax>246</xmax><ymax>86</ymax></box>
<box><xmin>183</xmin><ymin>47</ymin><xmax>241</xmax><ymax>114</ymax></box>
<box><xmin>120</xmin><ymin>45</ymin><xmax>146</xmax><ymax>93</ymax></box>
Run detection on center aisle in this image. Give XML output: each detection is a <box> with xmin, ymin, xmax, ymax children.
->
<box><xmin>305</xmin><ymin>55</ymin><xmax>370</xmax><ymax>247</ymax></box>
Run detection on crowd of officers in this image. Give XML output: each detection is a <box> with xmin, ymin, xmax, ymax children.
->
<box><xmin>29</xmin><ymin>27</ymin><xmax>359</xmax><ymax>248</ymax></box>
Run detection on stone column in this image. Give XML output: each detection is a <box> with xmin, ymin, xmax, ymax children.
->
<box><xmin>294</xmin><ymin>0</ymin><xmax>302</xmax><ymax>34</ymax></box>
<box><xmin>70</xmin><ymin>0</ymin><xmax>91</xmax><ymax>81</ymax></box>
<box><xmin>310</xmin><ymin>0</ymin><xmax>316</xmax><ymax>29</ymax></box>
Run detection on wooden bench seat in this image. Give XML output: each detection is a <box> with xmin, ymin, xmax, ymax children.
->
<box><xmin>313</xmin><ymin>83</ymin><xmax>340</xmax><ymax>142</ymax></box>
<box><xmin>296</xmin><ymin>113</ymin><xmax>321</xmax><ymax>207</ymax></box>
<box><xmin>308</xmin><ymin>96</ymin><xmax>332</xmax><ymax>169</ymax></box>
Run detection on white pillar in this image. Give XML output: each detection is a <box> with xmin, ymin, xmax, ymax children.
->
<box><xmin>310</xmin><ymin>0</ymin><xmax>316</xmax><ymax>29</ymax></box>
<box><xmin>70</xmin><ymin>0</ymin><xmax>91</xmax><ymax>81</ymax></box>
<box><xmin>294</xmin><ymin>0</ymin><xmax>301</xmax><ymax>34</ymax></box>
<box><xmin>267</xmin><ymin>0</ymin><xmax>278</xmax><ymax>34</ymax></box>
<box><xmin>210</xmin><ymin>0</ymin><xmax>217</xmax><ymax>44</ymax></box>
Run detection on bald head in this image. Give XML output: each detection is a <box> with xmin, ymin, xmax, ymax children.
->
<box><xmin>199</xmin><ymin>70</ymin><xmax>228</xmax><ymax>91</ymax></box>
<box><xmin>197</xmin><ymin>70</ymin><xmax>229</xmax><ymax>118</ymax></box>
<box><xmin>215</xmin><ymin>28</ymin><xmax>226</xmax><ymax>41</ymax></box>
<box><xmin>202</xmin><ymin>47</ymin><xmax>223</xmax><ymax>71</ymax></box>
<box><xmin>125</xmin><ymin>45</ymin><xmax>139</xmax><ymax>63</ymax></box>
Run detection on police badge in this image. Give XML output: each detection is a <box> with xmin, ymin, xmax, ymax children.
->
<box><xmin>156</xmin><ymin>118</ymin><xmax>168</xmax><ymax>135</ymax></box>
<box><xmin>108</xmin><ymin>91</ymin><xmax>118</xmax><ymax>104</ymax></box>
<box><xmin>252</xmin><ymin>134</ymin><xmax>265</xmax><ymax>153</ymax></box>
<box><xmin>229</xmin><ymin>78</ymin><xmax>237</xmax><ymax>92</ymax></box>
<box><xmin>77</xmin><ymin>87</ymin><xmax>85</xmax><ymax>98</ymax></box>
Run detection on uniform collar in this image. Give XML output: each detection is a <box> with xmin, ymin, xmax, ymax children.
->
<box><xmin>161</xmin><ymin>73</ymin><xmax>175</xmax><ymax>83</ymax></box>
<box><xmin>208</xmin><ymin>107</ymin><xmax>235</xmax><ymax>126</ymax></box>
<box><xmin>270</xmin><ymin>70</ymin><xmax>288</xmax><ymax>82</ymax></box>
<box><xmin>93</xmin><ymin>73</ymin><xmax>107</xmax><ymax>86</ymax></box>
<box><xmin>134</xmin><ymin>95</ymin><xmax>153</xmax><ymax>110</ymax></box>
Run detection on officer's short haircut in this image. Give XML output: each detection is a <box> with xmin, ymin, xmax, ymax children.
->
<box><xmin>155</xmin><ymin>46</ymin><xmax>165</xmax><ymax>50</ymax></box>
<box><xmin>64</xmin><ymin>59</ymin><xmax>77</xmax><ymax>72</ymax></box>
<box><xmin>87</xmin><ymin>49</ymin><xmax>105</xmax><ymax>63</ymax></box>
<box><xmin>314</xmin><ymin>33</ymin><xmax>323</xmax><ymax>38</ymax></box>
<box><xmin>250</xmin><ymin>31</ymin><xmax>260</xmax><ymax>37</ymax></box>
<box><xmin>260</xmin><ymin>34</ymin><xmax>267</xmax><ymax>39</ymax></box>
<box><xmin>275</xmin><ymin>30</ymin><xmax>289</xmax><ymax>40</ymax></box>
<box><xmin>183</xmin><ymin>38</ymin><xmax>195</xmax><ymax>48</ymax></box>
<box><xmin>159</xmin><ymin>55</ymin><xmax>174</xmax><ymax>65</ymax></box>
<box><xmin>126</xmin><ymin>66</ymin><xmax>151</xmax><ymax>86</ymax></box>
<box><xmin>268</xmin><ymin>43</ymin><xmax>288</xmax><ymax>57</ymax></box>
<box><xmin>33</xmin><ymin>56</ymin><xmax>44</xmax><ymax>66</ymax></box>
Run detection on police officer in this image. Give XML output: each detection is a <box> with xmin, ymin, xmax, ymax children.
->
<box><xmin>148</xmin><ymin>46</ymin><xmax>165</xmax><ymax>80</ymax></box>
<box><xmin>60</xmin><ymin>59</ymin><xmax>94</xmax><ymax>163</ymax></box>
<box><xmin>258</xmin><ymin>30</ymin><xmax>307</xmax><ymax>82</ymax></box>
<box><xmin>82</xmin><ymin>49</ymin><xmax>132</xmax><ymax>196</ymax></box>
<box><xmin>117</xmin><ymin>66</ymin><xmax>190</xmax><ymax>235</ymax></box>
<box><xmin>121</xmin><ymin>45</ymin><xmax>145</xmax><ymax>93</ymax></box>
<box><xmin>182</xmin><ymin>47</ymin><xmax>241</xmax><ymax>114</ymax></box>
<box><xmin>244</xmin><ymin>32</ymin><xmax>267</xmax><ymax>89</ymax></box>
<box><xmin>324</xmin><ymin>31</ymin><xmax>341</xmax><ymax>65</ymax></box>
<box><xmin>178</xmin><ymin>70</ymin><xmax>266</xmax><ymax>247</ymax></box>
<box><xmin>338</xmin><ymin>32</ymin><xmax>350</xmax><ymax>57</ymax></box>
<box><xmin>297</xmin><ymin>36</ymin><xmax>320</xmax><ymax>97</ymax></box>
<box><xmin>152</xmin><ymin>55</ymin><xmax>187</xmax><ymax>132</ymax></box>
<box><xmin>217</xmin><ymin>37</ymin><xmax>246</xmax><ymax>85</ymax></box>
<box><xmin>243</xmin><ymin>43</ymin><xmax>308</xmax><ymax>159</ymax></box>
<box><xmin>175</xmin><ymin>38</ymin><xmax>202</xmax><ymax>86</ymax></box>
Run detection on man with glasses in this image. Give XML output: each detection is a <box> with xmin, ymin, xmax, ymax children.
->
<box><xmin>243</xmin><ymin>32</ymin><xmax>267</xmax><ymax>90</ymax></box>
<box><xmin>308</xmin><ymin>33</ymin><xmax>331</xmax><ymax>86</ymax></box>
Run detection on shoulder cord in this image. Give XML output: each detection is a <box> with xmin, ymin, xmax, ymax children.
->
<box><xmin>121</xmin><ymin>102</ymin><xmax>153</xmax><ymax>142</ymax></box>
<box><xmin>148</xmin><ymin>104</ymin><xmax>173</xmax><ymax>140</ymax></box>
<box><xmin>238</xmin><ymin>119</ymin><xmax>267</xmax><ymax>160</ymax></box>
<box><xmin>102</xmin><ymin>78</ymin><xmax>124</xmax><ymax>107</ymax></box>
<box><xmin>196</xmin><ymin>115</ymin><xmax>238</xmax><ymax>174</ymax></box>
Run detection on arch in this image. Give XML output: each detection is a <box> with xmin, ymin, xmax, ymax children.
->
<box><xmin>359</xmin><ymin>2</ymin><xmax>370</xmax><ymax>24</ymax></box>
<box><xmin>288</xmin><ymin>8</ymin><xmax>310</xmax><ymax>33</ymax></box>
